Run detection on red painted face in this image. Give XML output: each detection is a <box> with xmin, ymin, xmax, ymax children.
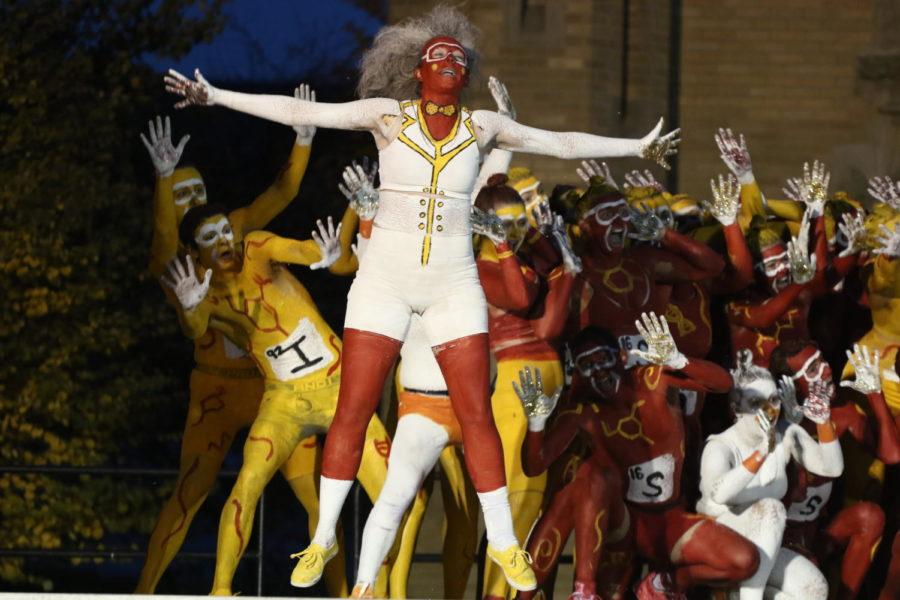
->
<box><xmin>415</xmin><ymin>36</ymin><xmax>469</xmax><ymax>97</ymax></box>
<box><xmin>578</xmin><ymin>199</ymin><xmax>630</xmax><ymax>255</ymax></box>
<box><xmin>571</xmin><ymin>340</ymin><xmax>624</xmax><ymax>400</ymax></box>
<box><xmin>755</xmin><ymin>242</ymin><xmax>790</xmax><ymax>294</ymax></box>
<box><xmin>786</xmin><ymin>345</ymin><xmax>833</xmax><ymax>400</ymax></box>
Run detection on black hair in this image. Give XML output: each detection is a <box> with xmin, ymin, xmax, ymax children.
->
<box><xmin>178</xmin><ymin>203</ymin><xmax>229</xmax><ymax>249</ymax></box>
<box><xmin>769</xmin><ymin>338</ymin><xmax>819</xmax><ymax>380</ymax></box>
<box><xmin>570</xmin><ymin>326</ymin><xmax>619</xmax><ymax>354</ymax></box>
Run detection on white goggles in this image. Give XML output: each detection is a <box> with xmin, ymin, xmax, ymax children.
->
<box><xmin>421</xmin><ymin>42</ymin><xmax>467</xmax><ymax>66</ymax></box>
<box><xmin>195</xmin><ymin>217</ymin><xmax>234</xmax><ymax>249</ymax></box>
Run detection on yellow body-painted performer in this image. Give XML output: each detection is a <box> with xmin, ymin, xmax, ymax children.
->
<box><xmin>161</xmin><ymin>202</ymin><xmax>396</xmax><ymax>596</ymax></box>
<box><xmin>135</xmin><ymin>106</ymin><xmax>352</xmax><ymax>595</ymax></box>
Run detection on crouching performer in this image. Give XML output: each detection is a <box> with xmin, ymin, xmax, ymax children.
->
<box><xmin>164</xmin><ymin>5</ymin><xmax>679</xmax><ymax>591</ymax></box>
<box><xmin>697</xmin><ymin>349</ymin><xmax>844</xmax><ymax>599</ymax></box>
<box><xmin>161</xmin><ymin>206</ymin><xmax>392</xmax><ymax>595</ymax></box>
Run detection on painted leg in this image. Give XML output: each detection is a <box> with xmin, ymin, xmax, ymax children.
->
<box><xmin>822</xmin><ymin>501</ymin><xmax>885</xmax><ymax>600</ymax></box>
<box><xmin>355</xmin><ymin>415</ymin><xmax>446</xmax><ymax>596</ymax></box>
<box><xmin>211</xmin><ymin>394</ymin><xmax>303</xmax><ymax>595</ymax></box>
<box><xmin>672</xmin><ymin>506</ymin><xmax>768</xmax><ymax>600</ymax></box>
<box><xmin>519</xmin><ymin>484</ymin><xmax>576</xmax><ymax>600</ymax></box>
<box><xmin>135</xmin><ymin>374</ymin><xmax>254</xmax><ymax>593</ymax></box>
<box><xmin>764</xmin><ymin>547</ymin><xmax>827</xmax><ymax>600</ymax></box>
<box><xmin>438</xmin><ymin>446</ymin><xmax>479</xmax><ymax>599</ymax></box>
<box><xmin>388</xmin><ymin>472</ymin><xmax>432</xmax><ymax>598</ymax></box>
<box><xmin>281</xmin><ymin>437</ymin><xmax>348</xmax><ymax>598</ymax></box>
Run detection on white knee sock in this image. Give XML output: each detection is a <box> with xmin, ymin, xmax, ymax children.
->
<box><xmin>478</xmin><ymin>486</ymin><xmax>518</xmax><ymax>550</ymax></box>
<box><xmin>311</xmin><ymin>476</ymin><xmax>352</xmax><ymax>547</ymax></box>
<box><xmin>355</xmin><ymin>499</ymin><xmax>404</xmax><ymax>587</ymax></box>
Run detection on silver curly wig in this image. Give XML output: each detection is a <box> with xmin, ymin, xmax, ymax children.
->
<box><xmin>357</xmin><ymin>4</ymin><xmax>480</xmax><ymax>101</ymax></box>
<box><xmin>729</xmin><ymin>349</ymin><xmax>776</xmax><ymax>413</ymax></box>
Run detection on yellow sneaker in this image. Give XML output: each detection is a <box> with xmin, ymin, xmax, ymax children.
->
<box><xmin>486</xmin><ymin>543</ymin><xmax>537</xmax><ymax>591</ymax></box>
<box><xmin>350</xmin><ymin>583</ymin><xmax>375</xmax><ymax>598</ymax></box>
<box><xmin>289</xmin><ymin>542</ymin><xmax>338</xmax><ymax>588</ymax></box>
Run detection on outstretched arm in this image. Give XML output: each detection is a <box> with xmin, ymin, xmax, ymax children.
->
<box><xmin>726</xmin><ymin>284</ymin><xmax>805</xmax><ymax>329</ymax></box>
<box><xmin>251</xmin><ymin>219</ymin><xmax>342</xmax><ymax>270</ymax></box>
<box><xmin>165</xmin><ymin>69</ymin><xmax>396</xmax><ymax>135</ymax></box>
<box><xmin>472</xmin><ymin>110</ymin><xmax>679</xmax><ymax>168</ymax></box>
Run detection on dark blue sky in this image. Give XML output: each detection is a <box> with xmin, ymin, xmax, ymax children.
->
<box><xmin>146</xmin><ymin>0</ymin><xmax>383</xmax><ymax>84</ymax></box>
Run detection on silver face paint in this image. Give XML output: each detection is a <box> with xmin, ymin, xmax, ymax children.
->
<box><xmin>731</xmin><ymin>376</ymin><xmax>779</xmax><ymax>415</ymax></box>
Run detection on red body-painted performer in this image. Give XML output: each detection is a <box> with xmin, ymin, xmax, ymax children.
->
<box><xmin>769</xmin><ymin>341</ymin><xmax>900</xmax><ymax>599</ymax></box>
<box><xmin>163</xmin><ymin>6</ymin><xmax>680</xmax><ymax>590</ymax></box>
<box><xmin>528</xmin><ymin>313</ymin><xmax>759</xmax><ymax>599</ymax></box>
<box><xmin>473</xmin><ymin>175</ymin><xmax>584</xmax><ymax>600</ymax></box>
<box><xmin>726</xmin><ymin>161</ymin><xmax>863</xmax><ymax>368</ymax></box>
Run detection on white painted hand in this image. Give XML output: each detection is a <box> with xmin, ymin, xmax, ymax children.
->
<box><xmin>338</xmin><ymin>158</ymin><xmax>379</xmax><ymax>220</ymax></box>
<box><xmin>639</xmin><ymin>118</ymin><xmax>680</xmax><ymax>170</ymax></box>
<box><xmin>632</xmin><ymin>312</ymin><xmax>687</xmax><ymax>369</ymax></box>
<box><xmin>837</xmin><ymin>211</ymin><xmax>866</xmax><ymax>258</ymax></box>
<box><xmin>783</xmin><ymin>160</ymin><xmax>829</xmax><ymax>218</ymax></box>
<box><xmin>512</xmin><ymin>366</ymin><xmax>562</xmax><ymax>432</ymax></box>
<box><xmin>714</xmin><ymin>127</ymin><xmax>754</xmax><ymax>184</ymax></box>
<box><xmin>164</xmin><ymin>68</ymin><xmax>217</xmax><ymax>109</ymax></box>
<box><xmin>292</xmin><ymin>83</ymin><xmax>317</xmax><ymax>144</ymax></box>
<box><xmin>140</xmin><ymin>115</ymin><xmax>190</xmax><ymax>177</ymax></box>
<box><xmin>868</xmin><ymin>175</ymin><xmax>900</xmax><ymax>210</ymax></box>
<box><xmin>873</xmin><ymin>224</ymin><xmax>900</xmax><ymax>258</ymax></box>
<box><xmin>624</xmin><ymin>169</ymin><xmax>666</xmax><ymax>194</ymax></box>
<box><xmin>778</xmin><ymin>375</ymin><xmax>804</xmax><ymax>425</ymax></box>
<box><xmin>786</xmin><ymin>212</ymin><xmax>816</xmax><ymax>284</ymax></box>
<box><xmin>703</xmin><ymin>173</ymin><xmax>741</xmax><ymax>226</ymax></box>
<box><xmin>488</xmin><ymin>76</ymin><xmax>516</xmax><ymax>120</ymax></box>
<box><xmin>161</xmin><ymin>256</ymin><xmax>211</xmax><ymax>311</ymax></box>
<box><xmin>576</xmin><ymin>160</ymin><xmax>618</xmax><ymax>190</ymax></box>
<box><xmin>471</xmin><ymin>206</ymin><xmax>507</xmax><ymax>245</ymax></box>
<box><xmin>310</xmin><ymin>216</ymin><xmax>342</xmax><ymax>270</ymax></box>
<box><xmin>840</xmin><ymin>344</ymin><xmax>882</xmax><ymax>394</ymax></box>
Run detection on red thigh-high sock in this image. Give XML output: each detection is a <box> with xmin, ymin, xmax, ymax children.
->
<box><xmin>879</xmin><ymin>532</ymin><xmax>900</xmax><ymax>600</ymax></box>
<box><xmin>434</xmin><ymin>333</ymin><xmax>506</xmax><ymax>492</ymax></box>
<box><xmin>824</xmin><ymin>501</ymin><xmax>885</xmax><ymax>600</ymax></box>
<box><xmin>321</xmin><ymin>329</ymin><xmax>401</xmax><ymax>480</ymax></box>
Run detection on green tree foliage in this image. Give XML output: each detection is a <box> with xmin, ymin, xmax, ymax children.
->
<box><xmin>0</xmin><ymin>0</ymin><xmax>224</xmax><ymax>587</ymax></box>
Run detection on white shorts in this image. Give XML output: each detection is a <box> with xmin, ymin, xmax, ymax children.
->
<box><xmin>345</xmin><ymin>226</ymin><xmax>488</xmax><ymax>346</ymax></box>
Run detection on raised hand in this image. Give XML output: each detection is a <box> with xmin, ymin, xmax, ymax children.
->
<box><xmin>873</xmin><ymin>224</ymin><xmax>900</xmax><ymax>258</ymax></box>
<box><xmin>576</xmin><ymin>159</ymin><xmax>618</xmax><ymax>189</ymax></box>
<box><xmin>868</xmin><ymin>175</ymin><xmax>900</xmax><ymax>210</ymax></box>
<box><xmin>837</xmin><ymin>211</ymin><xmax>866</xmax><ymax>258</ymax></box>
<box><xmin>310</xmin><ymin>216</ymin><xmax>342</xmax><ymax>270</ymax></box>
<box><xmin>488</xmin><ymin>76</ymin><xmax>516</xmax><ymax>120</ymax></box>
<box><xmin>623</xmin><ymin>169</ymin><xmax>666</xmax><ymax>194</ymax></box>
<box><xmin>786</xmin><ymin>213</ymin><xmax>816</xmax><ymax>284</ymax></box>
<box><xmin>714</xmin><ymin>127</ymin><xmax>754</xmax><ymax>184</ymax></box>
<box><xmin>338</xmin><ymin>158</ymin><xmax>380</xmax><ymax>220</ymax></box>
<box><xmin>632</xmin><ymin>312</ymin><xmax>687</xmax><ymax>369</ymax></box>
<box><xmin>639</xmin><ymin>118</ymin><xmax>680</xmax><ymax>170</ymax></box>
<box><xmin>161</xmin><ymin>256</ymin><xmax>211</xmax><ymax>311</ymax></box>
<box><xmin>753</xmin><ymin>407</ymin><xmax>777</xmax><ymax>455</ymax></box>
<box><xmin>840</xmin><ymin>344</ymin><xmax>882</xmax><ymax>394</ymax></box>
<box><xmin>140</xmin><ymin>115</ymin><xmax>190</xmax><ymax>177</ymax></box>
<box><xmin>532</xmin><ymin>199</ymin><xmax>555</xmax><ymax>235</ymax></box>
<box><xmin>628</xmin><ymin>204</ymin><xmax>667</xmax><ymax>243</ymax></box>
<box><xmin>778</xmin><ymin>375</ymin><xmax>804</xmax><ymax>425</ymax></box>
<box><xmin>292</xmin><ymin>83</ymin><xmax>317</xmax><ymax>144</ymax></box>
<box><xmin>703</xmin><ymin>173</ymin><xmax>741</xmax><ymax>226</ymax></box>
<box><xmin>550</xmin><ymin>214</ymin><xmax>582</xmax><ymax>274</ymax></box>
<box><xmin>164</xmin><ymin>68</ymin><xmax>216</xmax><ymax>109</ymax></box>
<box><xmin>802</xmin><ymin>380</ymin><xmax>832</xmax><ymax>424</ymax></box>
<box><xmin>471</xmin><ymin>205</ymin><xmax>507</xmax><ymax>245</ymax></box>
<box><xmin>783</xmin><ymin>160</ymin><xmax>830</xmax><ymax>218</ymax></box>
<box><xmin>512</xmin><ymin>366</ymin><xmax>562</xmax><ymax>432</ymax></box>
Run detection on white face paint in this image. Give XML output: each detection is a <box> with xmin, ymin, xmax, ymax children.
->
<box><xmin>173</xmin><ymin>177</ymin><xmax>207</xmax><ymax>207</ymax></box>
<box><xmin>583</xmin><ymin>199</ymin><xmax>630</xmax><ymax>252</ymax></box>
<box><xmin>421</xmin><ymin>41</ymin><xmax>467</xmax><ymax>66</ymax></box>
<box><xmin>195</xmin><ymin>217</ymin><xmax>234</xmax><ymax>250</ymax></box>
<box><xmin>731</xmin><ymin>376</ymin><xmax>779</xmax><ymax>415</ymax></box>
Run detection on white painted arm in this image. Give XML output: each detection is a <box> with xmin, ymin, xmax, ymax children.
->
<box><xmin>165</xmin><ymin>68</ymin><xmax>395</xmax><ymax>132</ymax></box>
<box><xmin>472</xmin><ymin>110</ymin><xmax>679</xmax><ymax>166</ymax></box>
<box><xmin>471</xmin><ymin>148</ymin><xmax>513</xmax><ymax>203</ymax></box>
<box><xmin>700</xmin><ymin>439</ymin><xmax>756</xmax><ymax>506</ymax></box>
<box><xmin>786</xmin><ymin>423</ymin><xmax>844</xmax><ymax>478</ymax></box>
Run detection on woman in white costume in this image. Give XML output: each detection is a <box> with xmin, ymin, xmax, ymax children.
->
<box><xmin>697</xmin><ymin>349</ymin><xmax>843</xmax><ymax>599</ymax></box>
<box><xmin>165</xmin><ymin>5</ymin><xmax>679</xmax><ymax>591</ymax></box>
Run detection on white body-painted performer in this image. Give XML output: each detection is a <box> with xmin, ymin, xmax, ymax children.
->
<box><xmin>165</xmin><ymin>6</ymin><xmax>678</xmax><ymax>591</ymax></box>
<box><xmin>697</xmin><ymin>350</ymin><xmax>843</xmax><ymax>600</ymax></box>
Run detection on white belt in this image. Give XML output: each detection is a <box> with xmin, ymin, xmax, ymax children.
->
<box><xmin>375</xmin><ymin>189</ymin><xmax>471</xmax><ymax>237</ymax></box>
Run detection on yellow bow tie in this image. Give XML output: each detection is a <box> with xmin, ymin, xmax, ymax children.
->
<box><xmin>424</xmin><ymin>100</ymin><xmax>457</xmax><ymax>117</ymax></box>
